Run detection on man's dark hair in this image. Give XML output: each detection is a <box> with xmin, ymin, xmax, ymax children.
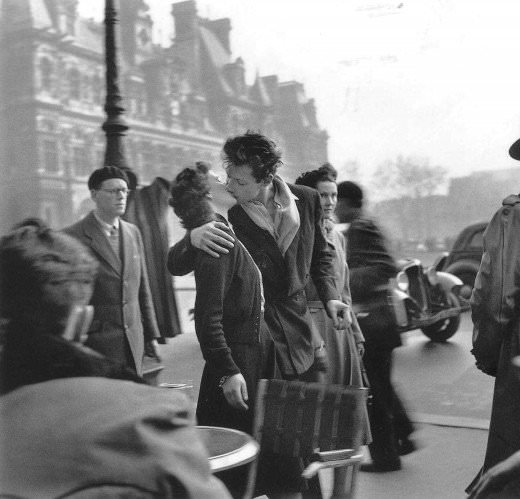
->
<box><xmin>169</xmin><ymin>162</ymin><xmax>215</xmax><ymax>229</ymax></box>
<box><xmin>295</xmin><ymin>163</ymin><xmax>337</xmax><ymax>189</ymax></box>
<box><xmin>87</xmin><ymin>166</ymin><xmax>130</xmax><ymax>191</ymax></box>
<box><xmin>222</xmin><ymin>130</ymin><xmax>282</xmax><ymax>182</ymax></box>
<box><xmin>337</xmin><ymin>180</ymin><xmax>363</xmax><ymax>208</ymax></box>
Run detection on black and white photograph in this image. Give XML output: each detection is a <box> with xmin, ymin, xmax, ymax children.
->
<box><xmin>2</xmin><ymin>1</ymin><xmax>520</xmax><ymax>497</ymax></box>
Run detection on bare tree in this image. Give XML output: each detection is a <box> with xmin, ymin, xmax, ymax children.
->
<box><xmin>371</xmin><ymin>155</ymin><xmax>447</xmax><ymax>200</ymax></box>
<box><xmin>338</xmin><ymin>159</ymin><xmax>361</xmax><ymax>182</ymax></box>
<box><xmin>370</xmin><ymin>155</ymin><xmax>448</xmax><ymax>242</ymax></box>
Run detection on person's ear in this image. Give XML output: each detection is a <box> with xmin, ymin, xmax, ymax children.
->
<box><xmin>90</xmin><ymin>189</ymin><xmax>98</xmax><ymax>202</ymax></box>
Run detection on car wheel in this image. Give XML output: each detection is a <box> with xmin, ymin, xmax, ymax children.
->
<box><xmin>454</xmin><ymin>271</ymin><xmax>476</xmax><ymax>300</ymax></box>
<box><xmin>421</xmin><ymin>291</ymin><xmax>461</xmax><ymax>342</ymax></box>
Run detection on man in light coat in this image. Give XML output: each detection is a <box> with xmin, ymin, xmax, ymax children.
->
<box><xmin>65</xmin><ymin>166</ymin><xmax>160</xmax><ymax>376</ymax></box>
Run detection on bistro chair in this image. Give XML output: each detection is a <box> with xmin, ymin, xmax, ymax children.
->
<box><xmin>249</xmin><ymin>379</ymin><xmax>369</xmax><ymax>499</ymax></box>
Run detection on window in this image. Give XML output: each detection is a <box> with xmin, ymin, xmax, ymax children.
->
<box><xmin>42</xmin><ymin>139</ymin><xmax>59</xmax><ymax>173</ymax></box>
<box><xmin>69</xmin><ymin>68</ymin><xmax>81</xmax><ymax>100</ymax></box>
<box><xmin>40</xmin><ymin>58</ymin><xmax>53</xmax><ymax>92</ymax></box>
<box><xmin>468</xmin><ymin>230</ymin><xmax>484</xmax><ymax>249</ymax></box>
<box><xmin>73</xmin><ymin>146</ymin><xmax>90</xmax><ymax>177</ymax></box>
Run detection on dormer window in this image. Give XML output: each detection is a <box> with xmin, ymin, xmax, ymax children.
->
<box><xmin>69</xmin><ymin>68</ymin><xmax>81</xmax><ymax>100</ymax></box>
<box><xmin>40</xmin><ymin>58</ymin><xmax>53</xmax><ymax>92</ymax></box>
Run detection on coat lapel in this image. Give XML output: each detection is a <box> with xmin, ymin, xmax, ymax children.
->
<box><xmin>283</xmin><ymin>195</ymin><xmax>303</xmax><ymax>275</ymax></box>
<box><xmin>120</xmin><ymin>220</ymin><xmax>134</xmax><ymax>280</ymax></box>
<box><xmin>82</xmin><ymin>212</ymin><xmax>122</xmax><ymax>275</ymax></box>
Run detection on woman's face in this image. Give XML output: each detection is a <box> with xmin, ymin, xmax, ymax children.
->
<box><xmin>316</xmin><ymin>180</ymin><xmax>338</xmax><ymax>220</ymax></box>
<box><xmin>207</xmin><ymin>169</ymin><xmax>237</xmax><ymax>213</ymax></box>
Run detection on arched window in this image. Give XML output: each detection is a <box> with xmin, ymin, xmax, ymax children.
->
<box><xmin>40</xmin><ymin>58</ymin><xmax>53</xmax><ymax>92</ymax></box>
<box><xmin>69</xmin><ymin>68</ymin><xmax>81</xmax><ymax>100</ymax></box>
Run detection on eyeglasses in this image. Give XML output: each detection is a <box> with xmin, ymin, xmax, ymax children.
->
<box><xmin>99</xmin><ymin>188</ymin><xmax>130</xmax><ymax>196</ymax></box>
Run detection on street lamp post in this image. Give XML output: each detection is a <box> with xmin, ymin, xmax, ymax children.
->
<box><xmin>102</xmin><ymin>0</ymin><xmax>136</xmax><ymax>187</ymax></box>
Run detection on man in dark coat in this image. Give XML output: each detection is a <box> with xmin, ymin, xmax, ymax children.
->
<box><xmin>125</xmin><ymin>177</ymin><xmax>182</xmax><ymax>340</ymax></box>
<box><xmin>336</xmin><ymin>180</ymin><xmax>414</xmax><ymax>472</ymax></box>
<box><xmin>64</xmin><ymin>166</ymin><xmax>160</xmax><ymax>376</ymax></box>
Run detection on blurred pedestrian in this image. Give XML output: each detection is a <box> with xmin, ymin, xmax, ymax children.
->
<box><xmin>336</xmin><ymin>180</ymin><xmax>415</xmax><ymax>472</ymax></box>
<box><xmin>0</xmin><ymin>218</ymin><xmax>143</xmax><ymax>394</ymax></box>
<box><xmin>295</xmin><ymin>164</ymin><xmax>371</xmax><ymax>496</ymax></box>
<box><xmin>169</xmin><ymin>131</ymin><xmax>348</xmax><ymax>497</ymax></box>
<box><xmin>467</xmin><ymin>137</ymin><xmax>520</xmax><ymax>490</ymax></box>
<box><xmin>64</xmin><ymin>166</ymin><xmax>161</xmax><ymax>376</ymax></box>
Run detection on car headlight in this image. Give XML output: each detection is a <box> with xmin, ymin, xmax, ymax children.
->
<box><xmin>396</xmin><ymin>271</ymin><xmax>409</xmax><ymax>292</ymax></box>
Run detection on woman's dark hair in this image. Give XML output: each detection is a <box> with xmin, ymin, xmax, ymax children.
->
<box><xmin>0</xmin><ymin>218</ymin><xmax>97</xmax><ymax>321</ymax></box>
<box><xmin>295</xmin><ymin>163</ymin><xmax>337</xmax><ymax>189</ymax></box>
<box><xmin>169</xmin><ymin>162</ymin><xmax>216</xmax><ymax>229</ymax></box>
<box><xmin>222</xmin><ymin>130</ymin><xmax>282</xmax><ymax>182</ymax></box>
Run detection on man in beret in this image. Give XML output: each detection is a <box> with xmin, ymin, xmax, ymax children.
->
<box><xmin>65</xmin><ymin>166</ymin><xmax>160</xmax><ymax>376</ymax></box>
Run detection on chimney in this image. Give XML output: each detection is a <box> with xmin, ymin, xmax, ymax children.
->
<box><xmin>223</xmin><ymin>57</ymin><xmax>245</xmax><ymax>96</ymax></box>
<box><xmin>206</xmin><ymin>18</ymin><xmax>231</xmax><ymax>53</ymax></box>
<box><xmin>172</xmin><ymin>1</ymin><xmax>198</xmax><ymax>41</ymax></box>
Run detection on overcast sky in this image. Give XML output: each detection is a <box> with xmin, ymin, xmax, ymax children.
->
<box><xmin>79</xmin><ymin>0</ymin><xmax>520</xmax><ymax>183</ymax></box>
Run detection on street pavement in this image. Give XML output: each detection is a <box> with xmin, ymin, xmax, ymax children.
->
<box><xmin>156</xmin><ymin>310</ymin><xmax>492</xmax><ymax>498</ymax></box>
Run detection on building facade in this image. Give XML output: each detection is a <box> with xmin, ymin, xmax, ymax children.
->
<box><xmin>0</xmin><ymin>0</ymin><xmax>328</xmax><ymax>232</ymax></box>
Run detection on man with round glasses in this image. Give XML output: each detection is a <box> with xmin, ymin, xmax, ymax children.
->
<box><xmin>65</xmin><ymin>166</ymin><xmax>161</xmax><ymax>375</ymax></box>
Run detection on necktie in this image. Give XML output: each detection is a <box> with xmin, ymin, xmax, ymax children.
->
<box><xmin>108</xmin><ymin>225</ymin><xmax>120</xmax><ymax>257</ymax></box>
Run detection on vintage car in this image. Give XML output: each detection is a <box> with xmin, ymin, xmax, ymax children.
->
<box><xmin>435</xmin><ymin>221</ymin><xmax>487</xmax><ymax>299</ymax></box>
<box><xmin>388</xmin><ymin>257</ymin><xmax>470</xmax><ymax>342</ymax></box>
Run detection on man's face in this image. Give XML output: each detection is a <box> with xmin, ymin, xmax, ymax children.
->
<box><xmin>335</xmin><ymin>197</ymin><xmax>356</xmax><ymax>223</ymax></box>
<box><xmin>225</xmin><ymin>164</ymin><xmax>264</xmax><ymax>204</ymax></box>
<box><xmin>91</xmin><ymin>178</ymin><xmax>129</xmax><ymax>219</ymax></box>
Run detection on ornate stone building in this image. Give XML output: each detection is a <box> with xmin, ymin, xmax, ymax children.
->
<box><xmin>0</xmin><ymin>0</ymin><xmax>328</xmax><ymax>232</ymax></box>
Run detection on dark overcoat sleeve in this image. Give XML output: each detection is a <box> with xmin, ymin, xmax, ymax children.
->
<box><xmin>347</xmin><ymin>218</ymin><xmax>397</xmax><ymax>301</ymax></box>
<box><xmin>193</xmin><ymin>251</ymin><xmax>240</xmax><ymax>379</ymax></box>
<box><xmin>167</xmin><ymin>232</ymin><xmax>196</xmax><ymax>276</ymax></box>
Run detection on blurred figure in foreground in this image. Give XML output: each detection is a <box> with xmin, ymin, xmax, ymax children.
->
<box><xmin>467</xmin><ymin>356</ymin><xmax>520</xmax><ymax>499</ymax></box>
<box><xmin>65</xmin><ymin>166</ymin><xmax>161</xmax><ymax>376</ymax></box>
<box><xmin>0</xmin><ymin>218</ymin><xmax>143</xmax><ymax>394</ymax></box>
<box><xmin>0</xmin><ymin>219</ymin><xmax>230</xmax><ymax>498</ymax></box>
<box><xmin>295</xmin><ymin>164</ymin><xmax>371</xmax><ymax>496</ymax></box>
<box><xmin>467</xmin><ymin>137</ymin><xmax>520</xmax><ymax>492</ymax></box>
<box><xmin>336</xmin><ymin>181</ymin><xmax>415</xmax><ymax>472</ymax></box>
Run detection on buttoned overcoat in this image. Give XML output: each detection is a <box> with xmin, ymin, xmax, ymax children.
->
<box><xmin>65</xmin><ymin>211</ymin><xmax>159</xmax><ymax>375</ymax></box>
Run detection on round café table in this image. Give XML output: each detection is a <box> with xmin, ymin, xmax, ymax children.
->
<box><xmin>196</xmin><ymin>425</ymin><xmax>260</xmax><ymax>473</ymax></box>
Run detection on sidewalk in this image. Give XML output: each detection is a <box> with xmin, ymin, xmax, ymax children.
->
<box><xmin>157</xmin><ymin>333</ymin><xmax>489</xmax><ymax>499</ymax></box>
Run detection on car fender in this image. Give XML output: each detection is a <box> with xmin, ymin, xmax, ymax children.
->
<box><xmin>435</xmin><ymin>271</ymin><xmax>463</xmax><ymax>294</ymax></box>
<box><xmin>389</xmin><ymin>287</ymin><xmax>410</xmax><ymax>328</ymax></box>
